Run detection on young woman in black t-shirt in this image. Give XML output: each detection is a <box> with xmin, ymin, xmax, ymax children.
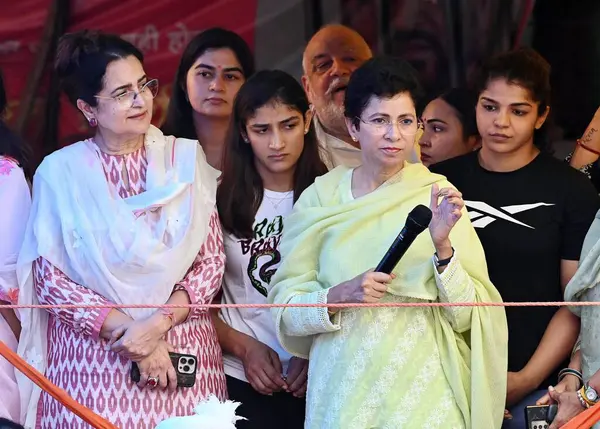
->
<box><xmin>432</xmin><ymin>48</ymin><xmax>600</xmax><ymax>429</ymax></box>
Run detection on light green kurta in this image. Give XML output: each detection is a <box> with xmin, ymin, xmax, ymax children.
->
<box><xmin>268</xmin><ymin>163</ymin><xmax>507</xmax><ymax>429</ymax></box>
<box><xmin>565</xmin><ymin>209</ymin><xmax>600</xmax><ymax>429</ymax></box>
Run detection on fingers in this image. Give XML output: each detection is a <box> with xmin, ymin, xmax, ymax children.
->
<box><xmin>138</xmin><ymin>371</ymin><xmax>149</xmax><ymax>389</ymax></box>
<box><xmin>293</xmin><ymin>380</ymin><xmax>308</xmax><ymax>398</ymax></box>
<box><xmin>263</xmin><ymin>361</ymin><xmax>288</xmax><ymax>391</ymax></box>
<box><xmin>536</xmin><ymin>392</ymin><xmax>551</xmax><ymax>405</ymax></box>
<box><xmin>135</xmin><ymin>343</ymin><xmax>175</xmax><ymax>391</ymax></box>
<box><xmin>444</xmin><ymin>197</ymin><xmax>464</xmax><ymax>208</ymax></box>
<box><xmin>257</xmin><ymin>369</ymin><xmax>281</xmax><ymax>394</ymax></box>
<box><xmin>288</xmin><ymin>363</ymin><xmax>308</xmax><ymax>394</ymax></box>
<box><xmin>369</xmin><ymin>273</ymin><xmax>393</xmax><ymax>285</ymax></box>
<box><xmin>247</xmin><ymin>372</ymin><xmax>270</xmax><ymax>395</ymax></box>
<box><xmin>107</xmin><ymin>326</ymin><xmax>127</xmax><ymax>348</ymax></box>
<box><xmin>158</xmin><ymin>368</ymin><xmax>168</xmax><ymax>390</ymax></box>
<box><xmin>548</xmin><ymin>386</ymin><xmax>560</xmax><ymax>402</ymax></box>
<box><xmin>269</xmin><ymin>349</ymin><xmax>284</xmax><ymax>377</ymax></box>
<box><xmin>167</xmin><ymin>365</ymin><xmax>178</xmax><ymax>392</ymax></box>
<box><xmin>440</xmin><ymin>188</ymin><xmax>462</xmax><ymax>198</ymax></box>
<box><xmin>110</xmin><ymin>336</ymin><xmax>126</xmax><ymax>354</ymax></box>
<box><xmin>363</xmin><ymin>272</ymin><xmax>391</xmax><ymax>300</ymax></box>
<box><xmin>430</xmin><ymin>183</ymin><xmax>439</xmax><ymax>210</ymax></box>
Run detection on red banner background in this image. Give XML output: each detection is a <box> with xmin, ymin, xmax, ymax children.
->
<box><xmin>0</xmin><ymin>0</ymin><xmax>257</xmax><ymax>149</ymax></box>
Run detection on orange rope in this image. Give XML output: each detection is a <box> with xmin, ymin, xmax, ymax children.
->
<box><xmin>4</xmin><ymin>300</ymin><xmax>600</xmax><ymax>427</ymax></box>
<box><xmin>2</xmin><ymin>300</ymin><xmax>600</xmax><ymax>310</ymax></box>
<box><xmin>562</xmin><ymin>403</ymin><xmax>600</xmax><ymax>429</ymax></box>
<box><xmin>0</xmin><ymin>340</ymin><xmax>117</xmax><ymax>429</ymax></box>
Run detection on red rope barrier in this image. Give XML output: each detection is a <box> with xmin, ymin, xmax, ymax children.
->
<box><xmin>4</xmin><ymin>300</ymin><xmax>600</xmax><ymax>427</ymax></box>
<box><xmin>1</xmin><ymin>300</ymin><xmax>599</xmax><ymax>310</ymax></box>
<box><xmin>562</xmin><ymin>402</ymin><xmax>600</xmax><ymax>429</ymax></box>
<box><xmin>0</xmin><ymin>340</ymin><xmax>117</xmax><ymax>429</ymax></box>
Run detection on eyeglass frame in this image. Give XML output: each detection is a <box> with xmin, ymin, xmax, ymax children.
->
<box><xmin>356</xmin><ymin>115</ymin><xmax>423</xmax><ymax>136</ymax></box>
<box><xmin>94</xmin><ymin>78</ymin><xmax>159</xmax><ymax>107</ymax></box>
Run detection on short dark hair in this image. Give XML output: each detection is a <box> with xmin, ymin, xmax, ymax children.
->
<box><xmin>344</xmin><ymin>56</ymin><xmax>424</xmax><ymax>129</ymax></box>
<box><xmin>217</xmin><ymin>70</ymin><xmax>327</xmax><ymax>239</ymax></box>
<box><xmin>438</xmin><ymin>87</ymin><xmax>479</xmax><ymax>139</ymax></box>
<box><xmin>161</xmin><ymin>28</ymin><xmax>255</xmax><ymax>139</ymax></box>
<box><xmin>54</xmin><ymin>30</ymin><xmax>143</xmax><ymax>107</ymax></box>
<box><xmin>476</xmin><ymin>47</ymin><xmax>551</xmax><ymax>116</ymax></box>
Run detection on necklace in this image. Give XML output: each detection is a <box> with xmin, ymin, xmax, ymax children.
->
<box><xmin>264</xmin><ymin>190</ymin><xmax>293</xmax><ymax>210</ymax></box>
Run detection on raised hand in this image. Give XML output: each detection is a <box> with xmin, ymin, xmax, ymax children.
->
<box><xmin>428</xmin><ymin>183</ymin><xmax>464</xmax><ymax>248</ymax></box>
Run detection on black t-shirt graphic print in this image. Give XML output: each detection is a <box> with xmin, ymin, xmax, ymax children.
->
<box><xmin>432</xmin><ymin>151</ymin><xmax>600</xmax><ymax>389</ymax></box>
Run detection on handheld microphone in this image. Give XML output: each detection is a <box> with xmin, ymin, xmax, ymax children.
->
<box><xmin>375</xmin><ymin>204</ymin><xmax>433</xmax><ymax>274</ymax></box>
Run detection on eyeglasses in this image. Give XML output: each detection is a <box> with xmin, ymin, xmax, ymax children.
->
<box><xmin>357</xmin><ymin>116</ymin><xmax>422</xmax><ymax>136</ymax></box>
<box><xmin>95</xmin><ymin>79</ymin><xmax>159</xmax><ymax>107</ymax></box>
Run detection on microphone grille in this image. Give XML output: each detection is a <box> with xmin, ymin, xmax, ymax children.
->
<box><xmin>408</xmin><ymin>204</ymin><xmax>433</xmax><ymax>229</ymax></box>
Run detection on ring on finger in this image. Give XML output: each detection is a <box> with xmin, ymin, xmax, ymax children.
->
<box><xmin>147</xmin><ymin>375</ymin><xmax>159</xmax><ymax>388</ymax></box>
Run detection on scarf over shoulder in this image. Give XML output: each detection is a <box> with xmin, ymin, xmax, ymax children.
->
<box><xmin>268</xmin><ymin>162</ymin><xmax>507</xmax><ymax>428</ymax></box>
<box><xmin>15</xmin><ymin>125</ymin><xmax>219</xmax><ymax>427</ymax></box>
<box><xmin>565</xmin><ymin>209</ymin><xmax>600</xmax><ymax>310</ymax></box>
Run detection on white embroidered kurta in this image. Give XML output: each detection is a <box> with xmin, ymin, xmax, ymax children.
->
<box><xmin>0</xmin><ymin>156</ymin><xmax>31</xmax><ymax>422</ymax></box>
<box><xmin>284</xmin><ymin>260</ymin><xmax>473</xmax><ymax>429</ymax></box>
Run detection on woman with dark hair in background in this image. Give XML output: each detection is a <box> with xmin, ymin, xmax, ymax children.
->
<box><xmin>432</xmin><ymin>48</ymin><xmax>600</xmax><ymax>428</ymax></box>
<box><xmin>0</xmin><ymin>71</ymin><xmax>31</xmax><ymax>424</ymax></box>
<box><xmin>213</xmin><ymin>70</ymin><xmax>326</xmax><ymax>428</ymax></box>
<box><xmin>419</xmin><ymin>88</ymin><xmax>480</xmax><ymax>166</ymax></box>
<box><xmin>162</xmin><ymin>27</ymin><xmax>254</xmax><ymax>170</ymax></box>
<box><xmin>16</xmin><ymin>30</ymin><xmax>226</xmax><ymax>428</ymax></box>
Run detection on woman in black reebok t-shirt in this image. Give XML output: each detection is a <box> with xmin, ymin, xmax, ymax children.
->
<box><xmin>432</xmin><ymin>48</ymin><xmax>600</xmax><ymax>429</ymax></box>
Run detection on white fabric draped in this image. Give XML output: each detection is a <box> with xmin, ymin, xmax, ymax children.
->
<box><xmin>16</xmin><ymin>126</ymin><xmax>219</xmax><ymax>427</ymax></box>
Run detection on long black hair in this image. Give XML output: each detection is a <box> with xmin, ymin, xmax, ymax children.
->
<box><xmin>0</xmin><ymin>71</ymin><xmax>32</xmax><ymax>179</ymax></box>
<box><xmin>161</xmin><ymin>28</ymin><xmax>254</xmax><ymax>139</ymax></box>
<box><xmin>217</xmin><ymin>70</ymin><xmax>327</xmax><ymax>239</ymax></box>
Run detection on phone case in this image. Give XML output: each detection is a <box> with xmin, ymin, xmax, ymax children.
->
<box><xmin>524</xmin><ymin>404</ymin><xmax>557</xmax><ymax>429</ymax></box>
<box><xmin>131</xmin><ymin>352</ymin><xmax>197</xmax><ymax>388</ymax></box>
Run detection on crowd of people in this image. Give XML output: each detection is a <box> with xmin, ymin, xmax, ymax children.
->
<box><xmin>2</xmin><ymin>22</ymin><xmax>600</xmax><ymax>429</ymax></box>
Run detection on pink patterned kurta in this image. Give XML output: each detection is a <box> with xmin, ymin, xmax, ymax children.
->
<box><xmin>34</xmin><ymin>145</ymin><xmax>227</xmax><ymax>428</ymax></box>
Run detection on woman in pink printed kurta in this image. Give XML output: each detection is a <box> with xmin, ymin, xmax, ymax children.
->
<box><xmin>34</xmin><ymin>146</ymin><xmax>226</xmax><ymax>428</ymax></box>
<box><xmin>16</xmin><ymin>31</ymin><xmax>226</xmax><ymax>429</ymax></box>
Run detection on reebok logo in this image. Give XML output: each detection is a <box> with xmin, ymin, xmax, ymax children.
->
<box><xmin>466</xmin><ymin>201</ymin><xmax>554</xmax><ymax>229</ymax></box>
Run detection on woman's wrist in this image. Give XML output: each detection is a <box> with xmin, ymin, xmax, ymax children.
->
<box><xmin>147</xmin><ymin>310</ymin><xmax>174</xmax><ymax>337</ymax></box>
<box><xmin>559</xmin><ymin>368</ymin><xmax>584</xmax><ymax>389</ymax></box>
<box><xmin>517</xmin><ymin>367</ymin><xmax>539</xmax><ymax>393</ymax></box>
<box><xmin>433</xmin><ymin>240</ymin><xmax>453</xmax><ymax>260</ymax></box>
<box><xmin>230</xmin><ymin>331</ymin><xmax>255</xmax><ymax>360</ymax></box>
<box><xmin>326</xmin><ymin>285</ymin><xmax>345</xmax><ymax>314</ymax></box>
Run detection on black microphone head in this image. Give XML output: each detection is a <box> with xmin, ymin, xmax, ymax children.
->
<box><xmin>406</xmin><ymin>204</ymin><xmax>432</xmax><ymax>231</ymax></box>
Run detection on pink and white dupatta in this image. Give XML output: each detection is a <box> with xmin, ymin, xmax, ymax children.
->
<box><xmin>16</xmin><ymin>126</ymin><xmax>219</xmax><ymax>427</ymax></box>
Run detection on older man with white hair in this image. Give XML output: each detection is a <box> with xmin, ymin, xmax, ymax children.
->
<box><xmin>302</xmin><ymin>24</ymin><xmax>421</xmax><ymax>169</ymax></box>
